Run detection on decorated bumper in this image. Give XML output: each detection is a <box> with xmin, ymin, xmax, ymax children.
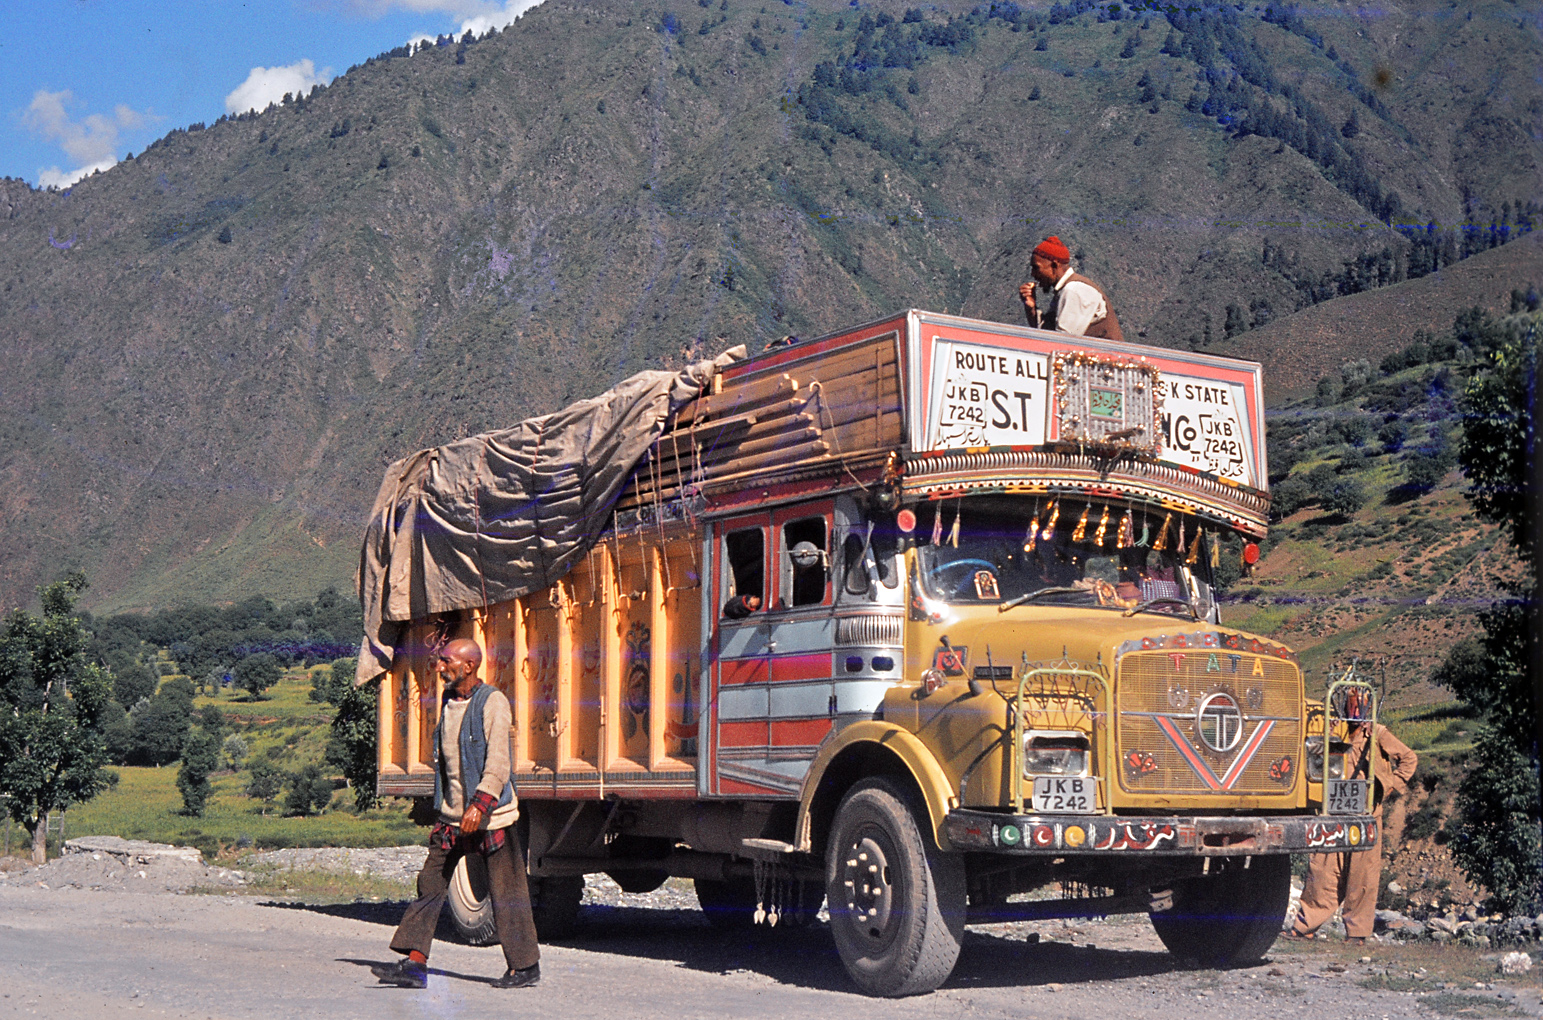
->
<box><xmin>944</xmin><ymin>809</ymin><xmax>1378</xmax><ymax>855</ymax></box>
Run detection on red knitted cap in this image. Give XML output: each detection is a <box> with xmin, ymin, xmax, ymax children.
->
<box><xmin>1033</xmin><ymin>235</ymin><xmax>1071</xmax><ymax>262</ymax></box>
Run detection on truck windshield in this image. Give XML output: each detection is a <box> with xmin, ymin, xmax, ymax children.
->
<box><xmin>915</xmin><ymin>497</ymin><xmax>1196</xmax><ymax>611</ymax></box>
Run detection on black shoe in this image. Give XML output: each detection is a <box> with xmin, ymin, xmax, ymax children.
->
<box><xmin>373</xmin><ymin>958</ymin><xmax>428</xmax><ymax>989</ymax></box>
<box><xmin>491</xmin><ymin>964</ymin><xmax>540</xmax><ymax>989</ymax></box>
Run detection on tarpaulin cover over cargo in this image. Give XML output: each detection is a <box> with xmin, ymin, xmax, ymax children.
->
<box><xmin>355</xmin><ymin>349</ymin><xmax>743</xmax><ymax>687</ymax></box>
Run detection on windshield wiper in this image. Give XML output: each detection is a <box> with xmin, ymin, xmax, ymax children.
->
<box><xmin>1121</xmin><ymin>596</ymin><xmax>1200</xmax><ymax>620</ymax></box>
<box><xmin>998</xmin><ymin>587</ymin><xmax>1085</xmax><ymax>613</ymax></box>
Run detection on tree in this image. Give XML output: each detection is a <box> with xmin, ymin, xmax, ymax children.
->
<box><xmin>320</xmin><ymin>658</ymin><xmax>379</xmax><ymax>810</ymax></box>
<box><xmin>112</xmin><ymin>661</ymin><xmax>157</xmax><ymax>707</ymax></box>
<box><xmin>129</xmin><ymin>677</ymin><xmax>194</xmax><ymax>766</ymax></box>
<box><xmin>1318</xmin><ymin>475</ymin><xmax>1366</xmax><ymax>517</ymax></box>
<box><xmin>234</xmin><ymin>653</ymin><xmax>283</xmax><ymax>700</ymax></box>
<box><xmin>245</xmin><ymin>760</ymin><xmax>284</xmax><ymax>815</ymax></box>
<box><xmin>0</xmin><ymin>575</ymin><xmax>115</xmax><ymax>863</ymax></box>
<box><xmin>198</xmin><ymin>704</ymin><xmax>228</xmax><ymax>739</ymax></box>
<box><xmin>284</xmin><ymin>764</ymin><xmax>335</xmax><ymax>816</ymax></box>
<box><xmin>1442</xmin><ymin>316</ymin><xmax>1540</xmax><ymax>914</ymax></box>
<box><xmin>176</xmin><ymin>729</ymin><xmax>222</xmax><ymax>816</ymax></box>
<box><xmin>222</xmin><ymin>733</ymin><xmax>249</xmax><ymax>769</ymax></box>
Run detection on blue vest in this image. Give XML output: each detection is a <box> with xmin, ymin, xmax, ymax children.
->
<box><xmin>433</xmin><ymin>683</ymin><xmax>515</xmax><ymax>815</ymax></box>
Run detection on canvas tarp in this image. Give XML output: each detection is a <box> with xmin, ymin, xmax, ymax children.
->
<box><xmin>355</xmin><ymin>348</ymin><xmax>743</xmax><ymax>687</ymax></box>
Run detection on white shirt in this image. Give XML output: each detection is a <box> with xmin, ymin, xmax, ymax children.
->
<box><xmin>1045</xmin><ymin>267</ymin><xmax>1108</xmax><ymax>337</ymax></box>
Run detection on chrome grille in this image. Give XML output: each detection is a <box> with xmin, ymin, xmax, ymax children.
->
<box><xmin>835</xmin><ymin>614</ymin><xmax>902</xmax><ymax>647</ymax></box>
<box><xmin>1117</xmin><ymin>649</ymin><xmax>1301</xmax><ymax>795</ymax></box>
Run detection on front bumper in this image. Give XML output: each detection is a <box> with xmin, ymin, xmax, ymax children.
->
<box><xmin>944</xmin><ymin>809</ymin><xmax>1378</xmax><ymax>855</ymax></box>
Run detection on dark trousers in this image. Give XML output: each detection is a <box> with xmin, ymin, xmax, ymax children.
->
<box><xmin>389</xmin><ymin>830</ymin><xmax>540</xmax><ymax>972</ymax></box>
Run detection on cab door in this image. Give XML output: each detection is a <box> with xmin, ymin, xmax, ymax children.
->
<box><xmin>708</xmin><ymin>511</ymin><xmax>773</xmax><ymax>795</ymax></box>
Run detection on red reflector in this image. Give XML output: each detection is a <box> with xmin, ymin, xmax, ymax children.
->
<box><xmin>1243</xmin><ymin>542</ymin><xmax>1260</xmax><ymax>564</ymax></box>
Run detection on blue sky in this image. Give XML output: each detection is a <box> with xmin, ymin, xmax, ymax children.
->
<box><xmin>2</xmin><ymin>1</ymin><xmax>545</xmax><ymax>188</ymax></box>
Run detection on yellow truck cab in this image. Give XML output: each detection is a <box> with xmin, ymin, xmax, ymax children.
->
<box><xmin>366</xmin><ymin>309</ymin><xmax>1379</xmax><ymax>997</ymax></box>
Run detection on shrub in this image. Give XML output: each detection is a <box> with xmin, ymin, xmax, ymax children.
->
<box><xmin>246</xmin><ymin>760</ymin><xmax>284</xmax><ymax>814</ymax></box>
<box><xmin>284</xmin><ymin>764</ymin><xmax>335</xmax><ymax>817</ymax></box>
<box><xmin>176</xmin><ymin>729</ymin><xmax>222</xmax><ymax>816</ymax></box>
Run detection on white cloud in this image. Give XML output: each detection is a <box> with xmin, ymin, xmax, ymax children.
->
<box><xmin>22</xmin><ymin>89</ymin><xmax>149</xmax><ymax>189</ymax></box>
<box><xmin>452</xmin><ymin>0</ymin><xmax>545</xmax><ymax>36</ymax></box>
<box><xmin>224</xmin><ymin>59</ymin><xmax>333</xmax><ymax>116</ymax></box>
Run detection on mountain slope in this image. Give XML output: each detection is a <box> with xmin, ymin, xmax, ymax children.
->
<box><xmin>0</xmin><ymin>0</ymin><xmax>1537</xmax><ymax>611</ymax></box>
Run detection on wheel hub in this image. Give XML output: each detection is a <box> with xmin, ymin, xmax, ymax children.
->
<box><xmin>840</xmin><ymin>835</ymin><xmax>893</xmax><ymax>940</ymax></box>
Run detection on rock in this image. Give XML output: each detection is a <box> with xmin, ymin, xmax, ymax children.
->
<box><xmin>1499</xmin><ymin>952</ymin><xmax>1534</xmax><ymax>975</ymax></box>
<box><xmin>1429</xmin><ymin>917</ymin><xmax>1456</xmax><ymax>934</ymax></box>
<box><xmin>1430</xmin><ymin>930</ymin><xmax>1453</xmax><ymax>944</ymax></box>
<box><xmin>1463</xmin><ymin>905</ymin><xmax>1480</xmax><ymax>922</ymax></box>
<box><xmin>63</xmin><ymin>836</ymin><xmax>203</xmax><ymax>865</ymax></box>
<box><xmin>1387</xmin><ymin>881</ymin><xmax>1404</xmax><ymax>895</ymax></box>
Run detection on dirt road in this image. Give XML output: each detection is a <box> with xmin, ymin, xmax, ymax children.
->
<box><xmin>2</xmin><ymin>883</ymin><xmax>1537</xmax><ymax>1019</ymax></box>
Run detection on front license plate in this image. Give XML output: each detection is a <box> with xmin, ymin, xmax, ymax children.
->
<box><xmin>1031</xmin><ymin>776</ymin><xmax>1095</xmax><ymax>814</ymax></box>
<box><xmin>1325</xmin><ymin>779</ymin><xmax>1369</xmax><ymax>815</ymax></box>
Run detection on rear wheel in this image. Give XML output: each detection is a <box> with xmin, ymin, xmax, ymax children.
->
<box><xmin>825</xmin><ymin>778</ymin><xmax>966</xmax><ymax>997</ymax></box>
<box><xmin>1149</xmin><ymin>855</ymin><xmax>1291</xmax><ymax>966</ymax></box>
<box><xmin>530</xmin><ymin>875</ymin><xmax>584</xmax><ymax>940</ymax></box>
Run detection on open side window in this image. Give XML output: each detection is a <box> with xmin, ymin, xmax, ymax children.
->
<box><xmin>723</xmin><ymin>527</ymin><xmax>765</xmax><ymax>612</ymax></box>
<box><xmin>780</xmin><ymin>516</ymin><xmax>828</xmax><ymax>608</ymax></box>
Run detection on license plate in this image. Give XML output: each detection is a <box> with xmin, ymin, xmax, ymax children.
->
<box><xmin>1325</xmin><ymin>779</ymin><xmax>1369</xmax><ymax>815</ymax></box>
<box><xmin>1031</xmin><ymin>776</ymin><xmax>1095</xmax><ymax>814</ymax></box>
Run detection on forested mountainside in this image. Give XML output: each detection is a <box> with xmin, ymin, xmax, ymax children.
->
<box><xmin>0</xmin><ymin>0</ymin><xmax>1537</xmax><ymax>610</ymax></box>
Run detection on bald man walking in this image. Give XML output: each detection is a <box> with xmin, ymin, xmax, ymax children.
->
<box><xmin>374</xmin><ymin>638</ymin><xmax>541</xmax><ymax>989</ymax></box>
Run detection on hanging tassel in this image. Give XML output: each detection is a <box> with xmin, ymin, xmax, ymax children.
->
<box><xmin>1176</xmin><ymin>518</ymin><xmax>1188</xmax><ymax>555</ymax></box>
<box><xmin>1186</xmin><ymin>529</ymin><xmax>1201</xmax><ymax>565</ymax></box>
<box><xmin>948</xmin><ymin>499</ymin><xmax>961</xmax><ymax>548</ymax></box>
<box><xmin>1118</xmin><ymin>509</ymin><xmax>1134</xmax><ymax>549</ymax></box>
<box><xmin>1024</xmin><ymin>501</ymin><xmax>1040</xmax><ymax>553</ymax></box>
<box><xmin>1041</xmin><ymin>499</ymin><xmax>1060</xmax><ymax>542</ymax></box>
<box><xmin>1210</xmin><ymin>531</ymin><xmax>1222</xmax><ymax>568</ymax></box>
<box><xmin>1094</xmin><ymin>505</ymin><xmax>1111</xmax><ymax>548</ymax></box>
<box><xmin>930</xmin><ymin>503</ymin><xmax>943</xmax><ymax>546</ymax></box>
<box><xmin>1152</xmin><ymin>512</ymin><xmax>1172</xmax><ymax>551</ymax></box>
<box><xmin>1071</xmin><ymin>503</ymin><xmax>1090</xmax><ymax>543</ymax></box>
<box><xmin>1137</xmin><ymin>508</ymin><xmax>1150</xmax><ymax>548</ymax></box>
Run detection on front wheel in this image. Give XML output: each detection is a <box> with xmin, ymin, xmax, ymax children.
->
<box><xmin>825</xmin><ymin>778</ymin><xmax>966</xmax><ymax>997</ymax></box>
<box><xmin>1149</xmin><ymin>854</ymin><xmax>1291</xmax><ymax>966</ymax></box>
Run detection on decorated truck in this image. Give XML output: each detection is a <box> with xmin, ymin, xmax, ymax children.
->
<box><xmin>359</xmin><ymin>309</ymin><xmax>1380</xmax><ymax>997</ymax></box>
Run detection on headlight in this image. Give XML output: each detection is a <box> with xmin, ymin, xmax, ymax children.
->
<box><xmin>1024</xmin><ymin>732</ymin><xmax>1089</xmax><ymax>776</ymax></box>
<box><xmin>1304</xmin><ymin>738</ymin><xmax>1349</xmax><ymax>781</ymax></box>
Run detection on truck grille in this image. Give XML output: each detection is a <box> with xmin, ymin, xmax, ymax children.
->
<box><xmin>1116</xmin><ymin>649</ymin><xmax>1301</xmax><ymax>796</ymax></box>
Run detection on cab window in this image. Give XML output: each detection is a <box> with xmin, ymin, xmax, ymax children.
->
<box><xmin>781</xmin><ymin>517</ymin><xmax>828</xmax><ymax>607</ymax></box>
<box><xmin>724</xmin><ymin>528</ymin><xmax>764</xmax><ymax>603</ymax></box>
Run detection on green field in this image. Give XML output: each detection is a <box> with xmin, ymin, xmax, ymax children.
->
<box><xmin>33</xmin><ymin>669</ymin><xmax>424</xmax><ymax>861</ymax></box>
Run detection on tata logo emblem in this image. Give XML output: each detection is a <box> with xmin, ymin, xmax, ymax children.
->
<box><xmin>1195</xmin><ymin>691</ymin><xmax>1244</xmax><ymax>753</ymax></box>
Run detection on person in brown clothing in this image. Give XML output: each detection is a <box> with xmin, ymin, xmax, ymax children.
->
<box><xmin>374</xmin><ymin>638</ymin><xmax>541</xmax><ymax>989</ymax></box>
<box><xmin>1017</xmin><ymin>236</ymin><xmax>1124</xmax><ymax>341</ymax></box>
<box><xmin>1288</xmin><ymin>721</ymin><xmax>1418</xmax><ymax>944</ymax></box>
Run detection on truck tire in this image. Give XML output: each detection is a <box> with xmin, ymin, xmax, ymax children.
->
<box><xmin>1149</xmin><ymin>854</ymin><xmax>1291</xmax><ymax>966</ymax></box>
<box><xmin>825</xmin><ymin>778</ymin><xmax>966</xmax><ymax>997</ymax></box>
<box><xmin>447</xmin><ymin>854</ymin><xmax>498</xmax><ymax>946</ymax></box>
<box><xmin>530</xmin><ymin>874</ymin><xmax>584</xmax><ymax>940</ymax></box>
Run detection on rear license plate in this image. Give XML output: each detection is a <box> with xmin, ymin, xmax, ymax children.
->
<box><xmin>1325</xmin><ymin>779</ymin><xmax>1368</xmax><ymax>815</ymax></box>
<box><xmin>1031</xmin><ymin>776</ymin><xmax>1095</xmax><ymax>814</ymax></box>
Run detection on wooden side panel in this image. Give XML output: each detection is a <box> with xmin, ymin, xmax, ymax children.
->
<box><xmin>375</xmin><ymin>524</ymin><xmax>706</xmax><ymax>797</ymax></box>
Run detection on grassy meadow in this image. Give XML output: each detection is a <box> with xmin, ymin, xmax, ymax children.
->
<box><xmin>35</xmin><ymin>667</ymin><xmax>422</xmax><ymax>861</ymax></box>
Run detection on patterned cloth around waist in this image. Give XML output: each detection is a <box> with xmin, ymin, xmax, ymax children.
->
<box><xmin>428</xmin><ymin>790</ymin><xmax>510</xmax><ymax>855</ymax></box>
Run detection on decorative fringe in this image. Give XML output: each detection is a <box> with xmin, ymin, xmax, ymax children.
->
<box><xmin>1118</xmin><ymin>509</ymin><xmax>1134</xmax><ymax>549</ymax></box>
<box><xmin>1152</xmin><ymin>512</ymin><xmax>1172</xmax><ymax>551</ymax></box>
<box><xmin>1094</xmin><ymin>505</ymin><xmax>1111</xmax><ymax>548</ymax></box>
<box><xmin>1071</xmin><ymin>503</ymin><xmax>1090</xmax><ymax>543</ymax></box>
<box><xmin>1041</xmin><ymin>500</ymin><xmax>1060</xmax><ymax>542</ymax></box>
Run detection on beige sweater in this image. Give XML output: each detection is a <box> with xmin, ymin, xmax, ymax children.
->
<box><xmin>438</xmin><ymin>688</ymin><xmax>519</xmax><ymax>830</ymax></box>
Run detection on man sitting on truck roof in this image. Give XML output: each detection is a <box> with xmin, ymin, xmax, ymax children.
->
<box><xmin>1017</xmin><ymin>236</ymin><xmax>1124</xmax><ymax>341</ymax></box>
